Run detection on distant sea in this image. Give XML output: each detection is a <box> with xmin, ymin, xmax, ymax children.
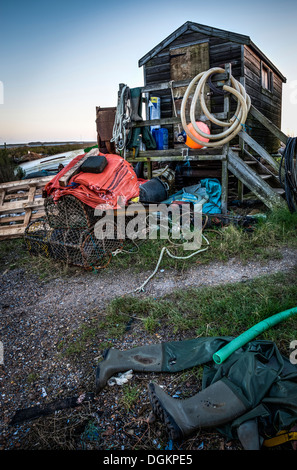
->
<box><xmin>0</xmin><ymin>141</ymin><xmax>96</xmax><ymax>149</ymax></box>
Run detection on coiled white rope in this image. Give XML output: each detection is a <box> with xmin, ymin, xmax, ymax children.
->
<box><xmin>111</xmin><ymin>85</ymin><xmax>132</xmax><ymax>153</ymax></box>
<box><xmin>181</xmin><ymin>67</ymin><xmax>251</xmax><ymax>148</ymax></box>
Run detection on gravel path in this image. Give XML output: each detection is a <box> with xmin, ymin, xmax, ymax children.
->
<box><xmin>6</xmin><ymin>246</ymin><xmax>296</xmax><ymax>312</ymax></box>
<box><xmin>1</xmin><ymin>246</ymin><xmax>297</xmax><ymax>450</ymax></box>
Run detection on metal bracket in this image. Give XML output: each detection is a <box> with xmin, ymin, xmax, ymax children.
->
<box><xmin>181</xmin><ymin>147</ymin><xmax>189</xmax><ymax>158</ymax></box>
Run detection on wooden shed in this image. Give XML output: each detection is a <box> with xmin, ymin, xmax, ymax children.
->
<box><xmin>98</xmin><ymin>21</ymin><xmax>290</xmax><ymax>213</ymax></box>
<box><xmin>139</xmin><ymin>21</ymin><xmax>286</xmax><ymax>154</ymax></box>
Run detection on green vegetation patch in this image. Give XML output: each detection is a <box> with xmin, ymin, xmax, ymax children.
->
<box><xmin>0</xmin><ymin>206</ymin><xmax>296</xmax><ymax>279</ymax></box>
<box><xmin>58</xmin><ymin>269</ymin><xmax>297</xmax><ymax>361</ymax></box>
<box><xmin>111</xmin><ymin>207</ymin><xmax>297</xmax><ymax>271</ymax></box>
<box><xmin>107</xmin><ymin>269</ymin><xmax>297</xmax><ymax>350</ymax></box>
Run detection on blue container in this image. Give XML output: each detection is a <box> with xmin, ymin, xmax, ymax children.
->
<box><xmin>149</xmin><ymin>96</ymin><xmax>161</xmax><ymax>132</ymax></box>
<box><xmin>152</xmin><ymin>128</ymin><xmax>168</xmax><ymax>150</ymax></box>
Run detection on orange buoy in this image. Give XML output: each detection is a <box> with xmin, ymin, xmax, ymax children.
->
<box><xmin>185</xmin><ymin>121</ymin><xmax>210</xmax><ymax>149</ymax></box>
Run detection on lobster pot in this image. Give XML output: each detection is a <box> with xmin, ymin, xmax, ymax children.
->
<box><xmin>48</xmin><ymin>227</ymin><xmax>110</xmax><ymax>269</ymax></box>
<box><xmin>44</xmin><ymin>195</ymin><xmax>95</xmax><ymax>229</ymax></box>
<box><xmin>81</xmin><ymin>230</ymin><xmax>114</xmax><ymax>269</ymax></box>
<box><xmin>24</xmin><ymin>217</ymin><xmax>126</xmax><ymax>270</ymax></box>
<box><xmin>49</xmin><ymin>228</ymin><xmax>69</xmax><ymax>262</ymax></box>
<box><xmin>65</xmin><ymin>229</ymin><xmax>84</xmax><ymax>265</ymax></box>
<box><xmin>86</xmin><ymin>220</ymin><xmax>125</xmax><ymax>268</ymax></box>
<box><xmin>24</xmin><ymin>219</ymin><xmax>53</xmax><ymax>258</ymax></box>
<box><xmin>49</xmin><ymin>228</ymin><xmax>86</xmax><ymax>266</ymax></box>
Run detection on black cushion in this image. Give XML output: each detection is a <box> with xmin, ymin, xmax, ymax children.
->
<box><xmin>80</xmin><ymin>155</ymin><xmax>108</xmax><ymax>173</ymax></box>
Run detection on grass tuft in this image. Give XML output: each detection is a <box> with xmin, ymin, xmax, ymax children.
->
<box><xmin>106</xmin><ymin>269</ymin><xmax>297</xmax><ymax>351</ymax></box>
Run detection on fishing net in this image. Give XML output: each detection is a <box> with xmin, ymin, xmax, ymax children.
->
<box><xmin>24</xmin><ymin>195</ymin><xmax>125</xmax><ymax>270</ymax></box>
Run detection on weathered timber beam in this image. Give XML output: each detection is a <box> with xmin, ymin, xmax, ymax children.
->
<box><xmin>142</xmin><ymin>79</ymin><xmax>191</xmax><ymax>93</ymax></box>
<box><xmin>141</xmin><ymin>74</ymin><xmax>228</xmax><ymax>94</ymax></box>
<box><xmin>189</xmin><ymin>23</ymin><xmax>251</xmax><ymax>46</ymax></box>
<box><xmin>0</xmin><ymin>176</ymin><xmax>53</xmax><ymax>191</ymax></box>
<box><xmin>0</xmin><ymin>226</ymin><xmax>27</xmax><ymax>239</ymax></box>
<box><xmin>126</xmin><ymin>147</ymin><xmax>227</xmax><ymax>163</ymax></box>
<box><xmin>131</xmin><ymin>112</ymin><xmax>227</xmax><ymax>128</ymax></box>
<box><xmin>58</xmin><ymin>154</ymin><xmax>89</xmax><ymax>187</ymax></box>
<box><xmin>0</xmin><ymin>211</ymin><xmax>45</xmax><ymax>224</ymax></box>
<box><xmin>249</xmin><ymin>105</ymin><xmax>288</xmax><ymax>145</ymax></box>
<box><xmin>221</xmin><ymin>144</ymin><xmax>229</xmax><ymax>214</ymax></box>
<box><xmin>127</xmin><ymin>155</ymin><xmax>226</xmax><ymax>163</ymax></box>
<box><xmin>0</xmin><ymin>198</ymin><xmax>44</xmax><ymax>215</ymax></box>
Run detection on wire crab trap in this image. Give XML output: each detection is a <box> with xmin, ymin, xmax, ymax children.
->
<box><xmin>23</xmin><ymin>218</ymin><xmax>53</xmax><ymax>259</ymax></box>
<box><xmin>44</xmin><ymin>194</ymin><xmax>96</xmax><ymax>229</ymax></box>
<box><xmin>24</xmin><ymin>218</ymin><xmax>125</xmax><ymax>270</ymax></box>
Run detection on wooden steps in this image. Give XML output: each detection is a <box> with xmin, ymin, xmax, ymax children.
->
<box><xmin>272</xmin><ymin>187</ymin><xmax>285</xmax><ymax>195</ymax></box>
<box><xmin>227</xmin><ymin>148</ymin><xmax>286</xmax><ymax>210</ymax></box>
<box><xmin>259</xmin><ymin>174</ymin><xmax>272</xmax><ymax>180</ymax></box>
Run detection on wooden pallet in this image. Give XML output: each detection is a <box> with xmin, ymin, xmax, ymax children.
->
<box><xmin>0</xmin><ymin>176</ymin><xmax>53</xmax><ymax>240</ymax></box>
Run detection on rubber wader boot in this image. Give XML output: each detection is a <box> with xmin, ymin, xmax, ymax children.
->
<box><xmin>95</xmin><ymin>344</ymin><xmax>163</xmax><ymax>393</ymax></box>
<box><xmin>148</xmin><ymin>381</ymin><xmax>247</xmax><ymax>441</ymax></box>
<box><xmin>236</xmin><ymin>419</ymin><xmax>260</xmax><ymax>450</ymax></box>
<box><xmin>130</xmin><ymin>88</ymin><xmax>143</xmax><ymax>122</ymax></box>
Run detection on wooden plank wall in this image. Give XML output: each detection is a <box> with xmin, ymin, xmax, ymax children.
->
<box><xmin>143</xmin><ymin>30</ymin><xmax>284</xmax><ymax>154</ymax></box>
<box><xmin>243</xmin><ymin>45</ymin><xmax>283</xmax><ymax>153</ymax></box>
<box><xmin>143</xmin><ymin>30</ymin><xmax>244</xmax><ymax>191</ymax></box>
<box><xmin>143</xmin><ymin>30</ymin><xmax>243</xmax><ymax>146</ymax></box>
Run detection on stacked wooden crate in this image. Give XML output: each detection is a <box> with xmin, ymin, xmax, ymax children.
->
<box><xmin>0</xmin><ymin>176</ymin><xmax>52</xmax><ymax>240</ymax></box>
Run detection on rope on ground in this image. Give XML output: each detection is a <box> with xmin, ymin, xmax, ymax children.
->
<box><xmin>112</xmin><ymin>237</ymin><xmax>140</xmax><ymax>256</ymax></box>
<box><xmin>131</xmin><ymin>234</ymin><xmax>210</xmax><ymax>294</ymax></box>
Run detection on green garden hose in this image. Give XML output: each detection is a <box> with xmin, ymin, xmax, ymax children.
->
<box><xmin>213</xmin><ymin>306</ymin><xmax>297</xmax><ymax>364</ymax></box>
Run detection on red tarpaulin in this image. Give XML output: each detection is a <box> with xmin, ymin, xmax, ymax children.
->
<box><xmin>44</xmin><ymin>153</ymin><xmax>143</xmax><ymax>209</ymax></box>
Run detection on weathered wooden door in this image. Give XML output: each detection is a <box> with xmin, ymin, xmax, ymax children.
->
<box><xmin>170</xmin><ymin>42</ymin><xmax>210</xmax><ymax>141</ymax></box>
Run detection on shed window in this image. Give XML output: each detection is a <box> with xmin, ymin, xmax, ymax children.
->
<box><xmin>261</xmin><ymin>63</ymin><xmax>273</xmax><ymax>92</ymax></box>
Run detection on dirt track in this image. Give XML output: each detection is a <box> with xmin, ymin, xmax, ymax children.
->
<box><xmin>1</xmin><ymin>246</ymin><xmax>297</xmax><ymax>450</ymax></box>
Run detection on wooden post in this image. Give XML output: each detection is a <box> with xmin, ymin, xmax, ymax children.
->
<box><xmin>147</xmin><ymin>157</ymin><xmax>152</xmax><ymax>179</ymax></box>
<box><xmin>221</xmin><ymin>145</ymin><xmax>228</xmax><ymax>214</ymax></box>
<box><xmin>0</xmin><ymin>189</ymin><xmax>5</xmax><ymax>206</ymax></box>
<box><xmin>238</xmin><ymin>126</ymin><xmax>245</xmax><ymax>202</ymax></box>
<box><xmin>221</xmin><ymin>63</ymin><xmax>232</xmax><ymax>214</ymax></box>
<box><xmin>23</xmin><ymin>186</ymin><xmax>36</xmax><ymax>227</ymax></box>
<box><xmin>237</xmin><ymin>173</ymin><xmax>244</xmax><ymax>202</ymax></box>
<box><xmin>238</xmin><ymin>77</ymin><xmax>245</xmax><ymax>202</ymax></box>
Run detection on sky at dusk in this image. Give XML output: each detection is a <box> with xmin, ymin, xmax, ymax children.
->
<box><xmin>0</xmin><ymin>0</ymin><xmax>297</xmax><ymax>144</ymax></box>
